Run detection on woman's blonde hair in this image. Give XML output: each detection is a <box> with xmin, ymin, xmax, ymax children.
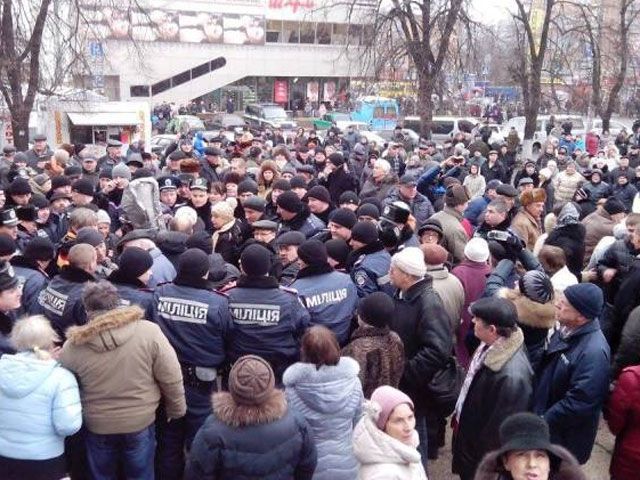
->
<box><xmin>10</xmin><ymin>315</ymin><xmax>59</xmax><ymax>359</ymax></box>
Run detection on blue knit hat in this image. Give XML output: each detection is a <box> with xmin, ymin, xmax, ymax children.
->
<box><xmin>563</xmin><ymin>283</ymin><xmax>603</xmax><ymax>320</ymax></box>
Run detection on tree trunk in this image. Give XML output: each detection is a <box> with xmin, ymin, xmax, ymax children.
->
<box><xmin>417</xmin><ymin>75</ymin><xmax>434</xmax><ymax>139</ymax></box>
<box><xmin>10</xmin><ymin>107</ymin><xmax>30</xmax><ymax>151</ymax></box>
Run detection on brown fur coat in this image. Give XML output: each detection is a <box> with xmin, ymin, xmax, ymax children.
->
<box><xmin>342</xmin><ymin>325</ymin><xmax>405</xmax><ymax>398</ymax></box>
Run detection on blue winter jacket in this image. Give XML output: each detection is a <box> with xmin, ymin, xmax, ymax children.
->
<box><xmin>463</xmin><ymin>195</ymin><xmax>490</xmax><ymax>227</ymax></box>
<box><xmin>11</xmin><ymin>256</ymin><xmax>49</xmax><ymax>317</ymax></box>
<box><xmin>0</xmin><ymin>352</ymin><xmax>82</xmax><ymax>460</ymax></box>
<box><xmin>226</xmin><ymin>275</ymin><xmax>310</xmax><ymax>382</ymax></box>
<box><xmin>153</xmin><ymin>278</ymin><xmax>231</xmax><ymax>369</ymax></box>
<box><xmin>349</xmin><ymin>246</ymin><xmax>393</xmax><ymax>298</ymax></box>
<box><xmin>283</xmin><ymin>357</ymin><xmax>363</xmax><ymax>480</ymax></box>
<box><xmin>531</xmin><ymin>320</ymin><xmax>610</xmax><ymax>464</ymax></box>
<box><xmin>290</xmin><ymin>267</ymin><xmax>358</xmax><ymax>346</ymax></box>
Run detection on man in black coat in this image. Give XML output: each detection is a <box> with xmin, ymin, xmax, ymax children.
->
<box><xmin>452</xmin><ymin>297</ymin><xmax>533</xmax><ymax>480</ymax></box>
<box><xmin>388</xmin><ymin>246</ymin><xmax>452</xmax><ymax>462</ymax></box>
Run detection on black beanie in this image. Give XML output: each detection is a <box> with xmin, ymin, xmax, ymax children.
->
<box><xmin>290</xmin><ymin>176</ymin><xmax>308</xmax><ymax>190</ymax></box>
<box><xmin>307</xmin><ymin>185</ymin><xmax>331</xmax><ymax>205</ymax></box>
<box><xmin>351</xmin><ymin>221</ymin><xmax>378</xmax><ymax>245</ymax></box>
<box><xmin>186</xmin><ymin>231</ymin><xmax>214</xmax><ymax>255</ymax></box>
<box><xmin>329</xmin><ymin>208</ymin><xmax>357</xmax><ymax>229</ymax></box>
<box><xmin>325</xmin><ymin>239</ymin><xmax>350</xmax><ymax>266</ymax></box>
<box><xmin>298</xmin><ymin>239</ymin><xmax>328</xmax><ymax>266</ymax></box>
<box><xmin>358</xmin><ymin>292</ymin><xmax>395</xmax><ymax>328</ymax></box>
<box><xmin>357</xmin><ymin>203</ymin><xmax>380</xmax><ymax>220</ymax></box>
<box><xmin>328</xmin><ymin>152</ymin><xmax>345</xmax><ymax>167</ymax></box>
<box><xmin>24</xmin><ymin>237</ymin><xmax>54</xmax><ymax>261</ymax></box>
<box><xmin>238</xmin><ymin>179</ymin><xmax>259</xmax><ymax>195</ymax></box>
<box><xmin>240</xmin><ymin>243</ymin><xmax>272</xmax><ymax>276</ymax></box>
<box><xmin>177</xmin><ymin>248</ymin><xmax>210</xmax><ymax>279</ymax></box>
<box><xmin>276</xmin><ymin>190</ymin><xmax>304</xmax><ymax>214</ymax></box>
<box><xmin>0</xmin><ymin>234</ymin><xmax>16</xmax><ymax>257</ymax></box>
<box><xmin>118</xmin><ymin>246</ymin><xmax>153</xmax><ymax>278</ymax></box>
<box><xmin>603</xmin><ymin>197</ymin><xmax>626</xmax><ymax>215</ymax></box>
<box><xmin>272</xmin><ymin>179</ymin><xmax>291</xmax><ymax>191</ymax></box>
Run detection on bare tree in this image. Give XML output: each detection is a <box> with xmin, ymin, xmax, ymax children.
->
<box><xmin>509</xmin><ymin>0</ymin><xmax>558</xmax><ymax>153</ymax></box>
<box><xmin>0</xmin><ymin>1</ymin><xmax>143</xmax><ymax>150</ymax></box>
<box><xmin>343</xmin><ymin>0</ymin><xmax>469</xmax><ymax>137</ymax></box>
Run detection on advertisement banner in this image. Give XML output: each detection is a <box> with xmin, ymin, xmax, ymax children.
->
<box><xmin>81</xmin><ymin>5</ymin><xmax>265</xmax><ymax>45</ymax></box>
<box><xmin>307</xmin><ymin>81</ymin><xmax>319</xmax><ymax>102</ymax></box>
<box><xmin>323</xmin><ymin>81</ymin><xmax>336</xmax><ymax>102</ymax></box>
<box><xmin>274</xmin><ymin>80</ymin><xmax>289</xmax><ymax>103</ymax></box>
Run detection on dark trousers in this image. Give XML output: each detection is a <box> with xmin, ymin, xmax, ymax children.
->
<box><xmin>0</xmin><ymin>454</ymin><xmax>66</xmax><ymax>480</ymax></box>
<box><xmin>86</xmin><ymin>424</ymin><xmax>156</xmax><ymax>480</ymax></box>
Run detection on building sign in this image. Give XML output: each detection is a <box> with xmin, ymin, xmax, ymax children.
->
<box><xmin>268</xmin><ymin>0</ymin><xmax>314</xmax><ymax>13</ymax></box>
<box><xmin>323</xmin><ymin>81</ymin><xmax>336</xmax><ymax>102</ymax></box>
<box><xmin>274</xmin><ymin>80</ymin><xmax>289</xmax><ymax>103</ymax></box>
<box><xmin>81</xmin><ymin>5</ymin><xmax>265</xmax><ymax>45</ymax></box>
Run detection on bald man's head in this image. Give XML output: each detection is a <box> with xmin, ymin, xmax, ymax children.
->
<box><xmin>68</xmin><ymin>243</ymin><xmax>97</xmax><ymax>274</ymax></box>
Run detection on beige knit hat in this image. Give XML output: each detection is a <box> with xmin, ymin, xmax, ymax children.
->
<box><xmin>229</xmin><ymin>355</ymin><xmax>275</xmax><ymax>406</ymax></box>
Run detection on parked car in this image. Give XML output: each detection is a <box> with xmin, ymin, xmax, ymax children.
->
<box><xmin>206</xmin><ymin>113</ymin><xmax>246</xmax><ymax>133</ymax></box>
<box><xmin>312</xmin><ymin>112</ymin><xmax>370</xmax><ymax>133</ymax></box>
<box><xmin>499</xmin><ymin>115</ymin><xmax>585</xmax><ymax>150</ymax></box>
<box><xmin>166</xmin><ymin>115</ymin><xmax>205</xmax><ymax>134</ymax></box>
<box><xmin>591</xmin><ymin>119</ymin><xmax>628</xmax><ymax>137</ymax></box>
<box><xmin>150</xmin><ymin>134</ymin><xmax>176</xmax><ymax>156</ymax></box>
<box><xmin>358</xmin><ymin>130</ymin><xmax>388</xmax><ymax>150</ymax></box>
<box><xmin>403</xmin><ymin>116</ymin><xmax>480</xmax><ymax>143</ymax></box>
<box><xmin>243</xmin><ymin>103</ymin><xmax>297</xmax><ymax>130</ymax></box>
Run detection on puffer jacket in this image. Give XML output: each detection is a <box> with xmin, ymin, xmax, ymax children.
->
<box><xmin>352</xmin><ymin>401</ymin><xmax>427</xmax><ymax>480</ymax></box>
<box><xmin>283</xmin><ymin>357</ymin><xmax>363</xmax><ymax>480</ymax></box>
<box><xmin>185</xmin><ymin>389</ymin><xmax>317</xmax><ymax>480</ymax></box>
<box><xmin>0</xmin><ymin>351</ymin><xmax>82</xmax><ymax>460</ymax></box>
<box><xmin>606</xmin><ymin>365</ymin><xmax>640</xmax><ymax>480</ymax></box>
<box><xmin>554</xmin><ymin>171</ymin><xmax>585</xmax><ymax>204</ymax></box>
<box><xmin>474</xmin><ymin>443</ymin><xmax>585</xmax><ymax>480</ymax></box>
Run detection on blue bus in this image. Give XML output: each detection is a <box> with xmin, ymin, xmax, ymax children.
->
<box><xmin>351</xmin><ymin>96</ymin><xmax>399</xmax><ymax>131</ymax></box>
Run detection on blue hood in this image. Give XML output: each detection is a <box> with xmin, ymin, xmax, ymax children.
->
<box><xmin>0</xmin><ymin>352</ymin><xmax>57</xmax><ymax>398</ymax></box>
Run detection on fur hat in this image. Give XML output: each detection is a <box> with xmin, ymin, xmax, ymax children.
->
<box><xmin>520</xmin><ymin>188</ymin><xmax>547</xmax><ymax>207</ymax></box>
<box><xmin>229</xmin><ymin>355</ymin><xmax>275</xmax><ymax>406</ymax></box>
<box><xmin>180</xmin><ymin>158</ymin><xmax>201</xmax><ymax>174</ymax></box>
<box><xmin>444</xmin><ymin>184</ymin><xmax>470</xmax><ymax>207</ymax></box>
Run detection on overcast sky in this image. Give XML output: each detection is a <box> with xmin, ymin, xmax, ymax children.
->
<box><xmin>470</xmin><ymin>0</ymin><xmax>515</xmax><ymax>24</ymax></box>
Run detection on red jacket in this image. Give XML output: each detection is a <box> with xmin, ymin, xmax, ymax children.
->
<box><xmin>607</xmin><ymin>365</ymin><xmax>640</xmax><ymax>480</ymax></box>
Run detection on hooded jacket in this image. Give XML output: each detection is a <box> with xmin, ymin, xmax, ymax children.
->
<box><xmin>352</xmin><ymin>401</ymin><xmax>427</xmax><ymax>480</ymax></box>
<box><xmin>185</xmin><ymin>389</ymin><xmax>317</xmax><ymax>480</ymax></box>
<box><xmin>283</xmin><ymin>357</ymin><xmax>363</xmax><ymax>480</ymax></box>
<box><xmin>60</xmin><ymin>306</ymin><xmax>186</xmax><ymax>435</ymax></box>
<box><xmin>0</xmin><ymin>351</ymin><xmax>82</xmax><ymax>460</ymax></box>
<box><xmin>545</xmin><ymin>204</ymin><xmax>586</xmax><ymax>281</ymax></box>
<box><xmin>474</xmin><ymin>443</ymin><xmax>585</xmax><ymax>480</ymax></box>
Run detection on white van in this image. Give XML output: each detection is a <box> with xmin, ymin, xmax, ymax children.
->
<box><xmin>403</xmin><ymin>116</ymin><xmax>480</xmax><ymax>143</ymax></box>
<box><xmin>500</xmin><ymin>115</ymin><xmax>585</xmax><ymax>150</ymax></box>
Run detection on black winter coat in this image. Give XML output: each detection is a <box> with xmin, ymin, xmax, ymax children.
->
<box><xmin>452</xmin><ymin>329</ymin><xmax>533</xmax><ymax>479</ymax></box>
<box><xmin>390</xmin><ymin>277</ymin><xmax>453</xmax><ymax>411</ymax></box>
<box><xmin>613</xmin><ymin>304</ymin><xmax>640</xmax><ymax>378</ymax></box>
<box><xmin>545</xmin><ymin>223</ymin><xmax>586</xmax><ymax>280</ymax></box>
<box><xmin>320</xmin><ymin>167</ymin><xmax>359</xmax><ymax>202</ymax></box>
<box><xmin>185</xmin><ymin>390</ymin><xmax>317</xmax><ymax>480</ymax></box>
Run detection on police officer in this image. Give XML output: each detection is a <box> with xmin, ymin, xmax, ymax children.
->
<box><xmin>157</xmin><ymin>175</ymin><xmax>182</xmax><ymax>214</ymax></box>
<box><xmin>153</xmin><ymin>248</ymin><xmax>232</xmax><ymax>449</ymax></box>
<box><xmin>10</xmin><ymin>237</ymin><xmax>54</xmax><ymax>317</ymax></box>
<box><xmin>276</xmin><ymin>230</ymin><xmax>305</xmax><ymax>286</ymax></box>
<box><xmin>276</xmin><ymin>190</ymin><xmax>325</xmax><ymax>238</ymax></box>
<box><xmin>106</xmin><ymin>246</ymin><xmax>155</xmax><ymax>319</ymax></box>
<box><xmin>37</xmin><ymin>243</ymin><xmax>97</xmax><ymax>339</ymax></box>
<box><xmin>0</xmin><ymin>208</ymin><xmax>19</xmax><ymax>240</ymax></box>
<box><xmin>347</xmin><ymin>221</ymin><xmax>393</xmax><ymax>298</ymax></box>
<box><xmin>378</xmin><ymin>201</ymin><xmax>420</xmax><ymax>254</ymax></box>
<box><xmin>291</xmin><ymin>239</ymin><xmax>358</xmax><ymax>346</ymax></box>
<box><xmin>226</xmin><ymin>243</ymin><xmax>310</xmax><ymax>383</ymax></box>
<box><xmin>247</xmin><ymin>219</ymin><xmax>282</xmax><ymax>279</ymax></box>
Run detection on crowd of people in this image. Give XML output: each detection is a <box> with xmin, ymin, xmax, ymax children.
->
<box><xmin>0</xmin><ymin>116</ymin><xmax>640</xmax><ymax>480</ymax></box>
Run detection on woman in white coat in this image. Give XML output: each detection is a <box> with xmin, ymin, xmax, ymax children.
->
<box><xmin>352</xmin><ymin>385</ymin><xmax>428</xmax><ymax>480</ymax></box>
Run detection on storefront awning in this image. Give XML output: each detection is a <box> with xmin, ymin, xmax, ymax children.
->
<box><xmin>68</xmin><ymin>112</ymin><xmax>140</xmax><ymax>126</ymax></box>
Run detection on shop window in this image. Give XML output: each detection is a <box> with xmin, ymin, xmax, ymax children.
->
<box><xmin>316</xmin><ymin>23</ymin><xmax>331</xmax><ymax>44</ymax></box>
<box><xmin>172</xmin><ymin>70</ymin><xmax>191</xmax><ymax>87</ymax></box>
<box><xmin>332</xmin><ymin>24</ymin><xmax>348</xmax><ymax>44</ymax></box>
<box><xmin>152</xmin><ymin>79</ymin><xmax>171</xmax><ymax>95</ymax></box>
<box><xmin>266</xmin><ymin>20</ymin><xmax>282</xmax><ymax>43</ymax></box>
<box><xmin>299</xmin><ymin>22</ymin><xmax>315</xmax><ymax>44</ymax></box>
<box><xmin>348</xmin><ymin>24</ymin><xmax>362</xmax><ymax>45</ymax></box>
<box><xmin>130</xmin><ymin>85</ymin><xmax>150</xmax><ymax>97</ymax></box>
<box><xmin>283</xmin><ymin>21</ymin><xmax>299</xmax><ymax>43</ymax></box>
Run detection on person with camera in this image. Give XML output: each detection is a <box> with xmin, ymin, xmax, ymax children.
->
<box><xmin>378</xmin><ymin>201</ymin><xmax>420</xmax><ymax>255</ymax></box>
